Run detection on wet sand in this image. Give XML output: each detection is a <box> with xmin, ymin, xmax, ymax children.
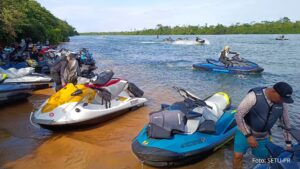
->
<box><xmin>1</xmin><ymin>87</ymin><xmax>239</xmax><ymax>169</ymax></box>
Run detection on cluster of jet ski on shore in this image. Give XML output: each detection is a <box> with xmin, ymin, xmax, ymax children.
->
<box><xmin>1</xmin><ymin>46</ymin><xmax>148</xmax><ymax>129</ymax></box>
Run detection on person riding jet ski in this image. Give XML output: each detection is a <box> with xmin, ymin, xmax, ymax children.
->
<box><xmin>196</xmin><ymin>37</ymin><xmax>205</xmax><ymax>43</ymax></box>
<box><xmin>163</xmin><ymin>37</ymin><xmax>174</xmax><ymax>42</ymax></box>
<box><xmin>219</xmin><ymin>46</ymin><xmax>240</xmax><ymax>67</ymax></box>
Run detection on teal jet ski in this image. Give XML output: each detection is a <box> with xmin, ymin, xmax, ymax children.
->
<box><xmin>253</xmin><ymin>126</ymin><xmax>300</xmax><ymax>169</ymax></box>
<box><xmin>132</xmin><ymin>87</ymin><xmax>237</xmax><ymax>167</ymax></box>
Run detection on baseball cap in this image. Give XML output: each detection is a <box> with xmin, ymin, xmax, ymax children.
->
<box><xmin>273</xmin><ymin>82</ymin><xmax>293</xmax><ymax>103</ymax></box>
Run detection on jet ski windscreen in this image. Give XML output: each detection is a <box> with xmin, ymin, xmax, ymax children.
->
<box><xmin>92</xmin><ymin>70</ymin><xmax>114</xmax><ymax>85</ymax></box>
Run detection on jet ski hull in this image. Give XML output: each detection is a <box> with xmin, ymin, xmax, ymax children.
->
<box><xmin>3</xmin><ymin>74</ymin><xmax>53</xmax><ymax>90</ymax></box>
<box><xmin>0</xmin><ymin>84</ymin><xmax>33</xmax><ymax>104</ymax></box>
<box><xmin>31</xmin><ymin>105</ymin><xmax>143</xmax><ymax>130</ymax></box>
<box><xmin>193</xmin><ymin>59</ymin><xmax>264</xmax><ymax>74</ymax></box>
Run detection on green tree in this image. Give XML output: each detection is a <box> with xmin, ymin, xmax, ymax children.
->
<box><xmin>0</xmin><ymin>0</ymin><xmax>77</xmax><ymax>47</ymax></box>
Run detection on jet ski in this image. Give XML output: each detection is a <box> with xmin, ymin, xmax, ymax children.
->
<box><xmin>195</xmin><ymin>37</ymin><xmax>206</xmax><ymax>44</ymax></box>
<box><xmin>275</xmin><ymin>38</ymin><xmax>288</xmax><ymax>40</ymax></box>
<box><xmin>275</xmin><ymin>36</ymin><xmax>288</xmax><ymax>40</ymax></box>
<box><xmin>193</xmin><ymin>58</ymin><xmax>264</xmax><ymax>74</ymax></box>
<box><xmin>163</xmin><ymin>37</ymin><xmax>175</xmax><ymax>43</ymax></box>
<box><xmin>79</xmin><ymin>48</ymin><xmax>96</xmax><ymax>66</ymax></box>
<box><xmin>132</xmin><ymin>87</ymin><xmax>237</xmax><ymax>167</ymax></box>
<box><xmin>0</xmin><ymin>83</ymin><xmax>33</xmax><ymax>104</ymax></box>
<box><xmin>0</xmin><ymin>73</ymin><xmax>7</xmax><ymax>83</ymax></box>
<box><xmin>0</xmin><ymin>67</ymin><xmax>53</xmax><ymax>89</ymax></box>
<box><xmin>253</xmin><ymin>126</ymin><xmax>300</xmax><ymax>169</ymax></box>
<box><xmin>172</xmin><ymin>38</ymin><xmax>207</xmax><ymax>45</ymax></box>
<box><xmin>30</xmin><ymin>70</ymin><xmax>147</xmax><ymax>130</ymax></box>
<box><xmin>0</xmin><ymin>62</ymin><xmax>28</xmax><ymax>69</ymax></box>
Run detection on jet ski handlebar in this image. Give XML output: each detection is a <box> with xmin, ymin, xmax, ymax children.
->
<box><xmin>173</xmin><ymin>86</ymin><xmax>212</xmax><ymax>109</ymax></box>
<box><xmin>278</xmin><ymin>125</ymin><xmax>300</xmax><ymax>143</ymax></box>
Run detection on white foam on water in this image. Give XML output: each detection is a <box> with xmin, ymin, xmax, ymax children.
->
<box><xmin>140</xmin><ymin>41</ymin><xmax>157</xmax><ymax>44</ymax></box>
<box><xmin>172</xmin><ymin>39</ymin><xmax>210</xmax><ymax>45</ymax></box>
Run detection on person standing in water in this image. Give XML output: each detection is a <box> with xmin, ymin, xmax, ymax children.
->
<box><xmin>62</xmin><ymin>52</ymin><xmax>81</xmax><ymax>85</ymax></box>
<box><xmin>50</xmin><ymin>50</ymin><xmax>68</xmax><ymax>91</ymax></box>
<box><xmin>233</xmin><ymin>82</ymin><xmax>294</xmax><ymax>169</ymax></box>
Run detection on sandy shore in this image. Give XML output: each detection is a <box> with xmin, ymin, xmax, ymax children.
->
<box><xmin>2</xmin><ymin>87</ymin><xmax>235</xmax><ymax>169</ymax></box>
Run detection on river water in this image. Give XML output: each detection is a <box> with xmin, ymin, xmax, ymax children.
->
<box><xmin>1</xmin><ymin>35</ymin><xmax>300</xmax><ymax>169</ymax></box>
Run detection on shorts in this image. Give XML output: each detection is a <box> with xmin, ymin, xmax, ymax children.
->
<box><xmin>234</xmin><ymin>130</ymin><xmax>270</xmax><ymax>159</ymax></box>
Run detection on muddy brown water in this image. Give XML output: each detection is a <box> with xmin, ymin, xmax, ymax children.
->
<box><xmin>0</xmin><ymin>86</ymin><xmax>250</xmax><ymax>169</ymax></box>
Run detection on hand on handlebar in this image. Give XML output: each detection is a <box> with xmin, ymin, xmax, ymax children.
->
<box><xmin>284</xmin><ymin>145</ymin><xmax>293</xmax><ymax>151</ymax></box>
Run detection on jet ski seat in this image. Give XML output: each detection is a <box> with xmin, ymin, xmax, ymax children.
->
<box><xmin>205</xmin><ymin>92</ymin><xmax>230</xmax><ymax>119</ymax></box>
<box><xmin>103</xmin><ymin>80</ymin><xmax>128</xmax><ymax>99</ymax></box>
<box><xmin>148</xmin><ymin>92</ymin><xmax>231</xmax><ymax>138</ymax></box>
<box><xmin>93</xmin><ymin>80</ymin><xmax>128</xmax><ymax>104</ymax></box>
<box><xmin>185</xmin><ymin>92</ymin><xmax>231</xmax><ymax>134</ymax></box>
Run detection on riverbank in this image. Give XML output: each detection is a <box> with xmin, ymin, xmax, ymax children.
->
<box><xmin>80</xmin><ymin>17</ymin><xmax>300</xmax><ymax>36</ymax></box>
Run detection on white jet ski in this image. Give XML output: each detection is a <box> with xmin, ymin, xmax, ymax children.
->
<box><xmin>0</xmin><ymin>67</ymin><xmax>53</xmax><ymax>89</ymax></box>
<box><xmin>30</xmin><ymin>70</ymin><xmax>147</xmax><ymax>130</ymax></box>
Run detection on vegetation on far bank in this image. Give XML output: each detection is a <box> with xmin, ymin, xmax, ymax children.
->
<box><xmin>0</xmin><ymin>0</ymin><xmax>78</xmax><ymax>47</ymax></box>
<box><xmin>81</xmin><ymin>17</ymin><xmax>300</xmax><ymax>35</ymax></box>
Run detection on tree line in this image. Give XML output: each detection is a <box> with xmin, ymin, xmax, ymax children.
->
<box><xmin>82</xmin><ymin>17</ymin><xmax>300</xmax><ymax>35</ymax></box>
<box><xmin>0</xmin><ymin>0</ymin><xmax>78</xmax><ymax>47</ymax></box>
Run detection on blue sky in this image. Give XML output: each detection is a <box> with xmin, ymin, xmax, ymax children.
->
<box><xmin>37</xmin><ymin>0</ymin><xmax>300</xmax><ymax>32</ymax></box>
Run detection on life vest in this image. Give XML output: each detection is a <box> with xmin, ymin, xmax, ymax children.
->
<box><xmin>244</xmin><ymin>87</ymin><xmax>283</xmax><ymax>133</ymax></box>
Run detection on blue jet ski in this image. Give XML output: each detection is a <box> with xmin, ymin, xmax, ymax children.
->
<box><xmin>1</xmin><ymin>62</ymin><xmax>28</xmax><ymax>70</ymax></box>
<box><xmin>253</xmin><ymin>126</ymin><xmax>300</xmax><ymax>169</ymax></box>
<box><xmin>0</xmin><ymin>83</ymin><xmax>33</xmax><ymax>104</ymax></box>
<box><xmin>132</xmin><ymin>87</ymin><xmax>237</xmax><ymax>167</ymax></box>
<box><xmin>193</xmin><ymin>58</ymin><xmax>264</xmax><ymax>74</ymax></box>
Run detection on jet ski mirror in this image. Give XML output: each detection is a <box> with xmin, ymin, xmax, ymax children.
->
<box><xmin>71</xmin><ymin>89</ymin><xmax>83</xmax><ymax>96</ymax></box>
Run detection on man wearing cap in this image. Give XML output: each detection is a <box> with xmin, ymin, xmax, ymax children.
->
<box><xmin>233</xmin><ymin>82</ymin><xmax>294</xmax><ymax>169</ymax></box>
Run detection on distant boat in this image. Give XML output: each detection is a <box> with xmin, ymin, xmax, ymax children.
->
<box><xmin>276</xmin><ymin>35</ymin><xmax>288</xmax><ymax>40</ymax></box>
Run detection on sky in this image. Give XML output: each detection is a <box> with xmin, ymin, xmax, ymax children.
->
<box><xmin>37</xmin><ymin>0</ymin><xmax>300</xmax><ymax>33</ymax></box>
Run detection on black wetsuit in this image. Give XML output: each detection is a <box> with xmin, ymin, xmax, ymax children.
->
<box><xmin>219</xmin><ymin>50</ymin><xmax>238</xmax><ymax>67</ymax></box>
